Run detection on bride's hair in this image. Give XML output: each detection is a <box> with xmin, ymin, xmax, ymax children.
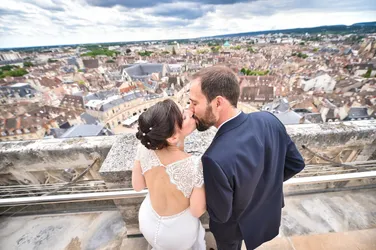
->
<box><xmin>136</xmin><ymin>99</ymin><xmax>183</xmax><ymax>150</ymax></box>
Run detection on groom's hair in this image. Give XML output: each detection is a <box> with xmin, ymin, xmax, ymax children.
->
<box><xmin>136</xmin><ymin>99</ymin><xmax>183</xmax><ymax>150</ymax></box>
<box><xmin>191</xmin><ymin>66</ymin><xmax>240</xmax><ymax>107</ymax></box>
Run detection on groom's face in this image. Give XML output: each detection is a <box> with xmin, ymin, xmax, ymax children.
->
<box><xmin>189</xmin><ymin>79</ymin><xmax>217</xmax><ymax>131</ymax></box>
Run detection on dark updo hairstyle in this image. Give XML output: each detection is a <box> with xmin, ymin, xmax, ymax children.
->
<box><xmin>136</xmin><ymin>99</ymin><xmax>183</xmax><ymax>150</ymax></box>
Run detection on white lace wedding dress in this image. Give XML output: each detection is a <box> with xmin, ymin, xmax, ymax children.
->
<box><xmin>135</xmin><ymin>144</ymin><xmax>206</xmax><ymax>250</ymax></box>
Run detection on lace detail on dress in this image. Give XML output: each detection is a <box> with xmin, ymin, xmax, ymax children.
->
<box><xmin>135</xmin><ymin>144</ymin><xmax>204</xmax><ymax>198</ymax></box>
<box><xmin>165</xmin><ymin>156</ymin><xmax>204</xmax><ymax>198</ymax></box>
<box><xmin>136</xmin><ymin>144</ymin><xmax>162</xmax><ymax>173</ymax></box>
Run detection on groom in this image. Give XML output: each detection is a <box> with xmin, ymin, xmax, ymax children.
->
<box><xmin>189</xmin><ymin>66</ymin><xmax>305</xmax><ymax>250</ymax></box>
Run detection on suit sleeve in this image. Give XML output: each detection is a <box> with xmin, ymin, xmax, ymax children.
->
<box><xmin>283</xmin><ymin>133</ymin><xmax>305</xmax><ymax>181</ymax></box>
<box><xmin>201</xmin><ymin>155</ymin><xmax>233</xmax><ymax>223</ymax></box>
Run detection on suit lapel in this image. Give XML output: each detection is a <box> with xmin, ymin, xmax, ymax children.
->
<box><xmin>214</xmin><ymin>112</ymin><xmax>248</xmax><ymax>141</ymax></box>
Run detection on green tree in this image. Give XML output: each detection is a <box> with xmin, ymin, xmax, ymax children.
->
<box><xmin>363</xmin><ymin>68</ymin><xmax>372</xmax><ymax>78</ymax></box>
<box><xmin>247</xmin><ymin>47</ymin><xmax>255</xmax><ymax>53</ymax></box>
<box><xmin>211</xmin><ymin>46</ymin><xmax>220</xmax><ymax>53</ymax></box>
<box><xmin>81</xmin><ymin>49</ymin><xmax>118</xmax><ymax>57</ymax></box>
<box><xmin>241</xmin><ymin>68</ymin><xmax>269</xmax><ymax>76</ymax></box>
<box><xmin>0</xmin><ymin>68</ymin><xmax>28</xmax><ymax>78</ymax></box>
<box><xmin>126</xmin><ymin>48</ymin><xmax>131</xmax><ymax>54</ymax></box>
<box><xmin>231</xmin><ymin>45</ymin><xmax>241</xmax><ymax>50</ymax></box>
<box><xmin>23</xmin><ymin>61</ymin><xmax>33</xmax><ymax>67</ymax></box>
<box><xmin>0</xmin><ymin>65</ymin><xmax>17</xmax><ymax>71</ymax></box>
<box><xmin>138</xmin><ymin>51</ymin><xmax>153</xmax><ymax>57</ymax></box>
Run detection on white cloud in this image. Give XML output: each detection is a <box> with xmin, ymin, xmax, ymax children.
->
<box><xmin>0</xmin><ymin>0</ymin><xmax>375</xmax><ymax>48</ymax></box>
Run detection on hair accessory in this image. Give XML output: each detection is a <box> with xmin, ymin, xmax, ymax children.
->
<box><xmin>147</xmin><ymin>142</ymin><xmax>151</xmax><ymax>145</ymax></box>
<box><xmin>142</xmin><ymin>133</ymin><xmax>146</xmax><ymax>136</ymax></box>
<box><xmin>149</xmin><ymin>127</ymin><xmax>152</xmax><ymax>131</ymax></box>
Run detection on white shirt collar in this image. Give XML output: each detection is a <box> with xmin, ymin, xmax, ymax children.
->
<box><xmin>217</xmin><ymin>110</ymin><xmax>242</xmax><ymax>131</ymax></box>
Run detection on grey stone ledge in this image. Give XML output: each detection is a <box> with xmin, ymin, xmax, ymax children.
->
<box><xmin>99</xmin><ymin>120</ymin><xmax>376</xmax><ymax>182</ymax></box>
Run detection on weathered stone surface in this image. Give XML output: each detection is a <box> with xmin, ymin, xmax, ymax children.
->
<box><xmin>0</xmin><ymin>211</ymin><xmax>126</xmax><ymax>250</ymax></box>
<box><xmin>99</xmin><ymin>134</ymin><xmax>139</xmax><ymax>183</ymax></box>
<box><xmin>0</xmin><ymin>136</ymin><xmax>115</xmax><ymax>173</ymax></box>
<box><xmin>120</xmin><ymin>188</ymin><xmax>376</xmax><ymax>238</ymax></box>
<box><xmin>280</xmin><ymin>188</ymin><xmax>376</xmax><ymax>237</ymax></box>
<box><xmin>0</xmin><ymin>200</ymin><xmax>117</xmax><ymax>216</ymax></box>
<box><xmin>99</xmin><ymin>128</ymin><xmax>216</xmax><ymax>184</ymax></box>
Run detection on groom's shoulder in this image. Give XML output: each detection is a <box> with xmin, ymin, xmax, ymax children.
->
<box><xmin>248</xmin><ymin>110</ymin><xmax>276</xmax><ymax>120</ymax></box>
<box><xmin>247</xmin><ymin>111</ymin><xmax>284</xmax><ymax>127</ymax></box>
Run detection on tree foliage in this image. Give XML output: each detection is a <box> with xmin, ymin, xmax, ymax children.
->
<box><xmin>247</xmin><ymin>47</ymin><xmax>255</xmax><ymax>53</ymax></box>
<box><xmin>23</xmin><ymin>61</ymin><xmax>33</xmax><ymax>67</ymax></box>
<box><xmin>363</xmin><ymin>68</ymin><xmax>372</xmax><ymax>78</ymax></box>
<box><xmin>211</xmin><ymin>46</ymin><xmax>220</xmax><ymax>53</ymax></box>
<box><xmin>81</xmin><ymin>49</ymin><xmax>119</xmax><ymax>57</ymax></box>
<box><xmin>241</xmin><ymin>68</ymin><xmax>269</xmax><ymax>76</ymax></box>
<box><xmin>0</xmin><ymin>66</ymin><xmax>28</xmax><ymax>79</ymax></box>
<box><xmin>292</xmin><ymin>52</ymin><xmax>308</xmax><ymax>59</ymax></box>
<box><xmin>138</xmin><ymin>51</ymin><xmax>153</xmax><ymax>57</ymax></box>
<box><xmin>48</xmin><ymin>58</ymin><xmax>58</xmax><ymax>63</ymax></box>
<box><xmin>231</xmin><ymin>45</ymin><xmax>242</xmax><ymax>50</ymax></box>
<box><xmin>197</xmin><ymin>49</ymin><xmax>209</xmax><ymax>54</ymax></box>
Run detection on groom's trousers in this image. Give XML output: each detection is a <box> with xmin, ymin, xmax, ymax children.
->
<box><xmin>215</xmin><ymin>239</ymin><xmax>242</xmax><ymax>250</ymax></box>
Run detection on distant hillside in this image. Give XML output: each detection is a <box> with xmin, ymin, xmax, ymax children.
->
<box><xmin>207</xmin><ymin>21</ymin><xmax>376</xmax><ymax>39</ymax></box>
<box><xmin>352</xmin><ymin>22</ymin><xmax>376</xmax><ymax>26</ymax></box>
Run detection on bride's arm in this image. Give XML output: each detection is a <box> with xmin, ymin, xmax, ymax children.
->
<box><xmin>189</xmin><ymin>161</ymin><xmax>206</xmax><ymax>218</ymax></box>
<box><xmin>132</xmin><ymin>160</ymin><xmax>146</xmax><ymax>191</ymax></box>
<box><xmin>190</xmin><ymin>185</ymin><xmax>206</xmax><ymax>218</ymax></box>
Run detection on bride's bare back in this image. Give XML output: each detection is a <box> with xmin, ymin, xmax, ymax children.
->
<box><xmin>133</xmin><ymin>144</ymin><xmax>205</xmax><ymax>217</ymax></box>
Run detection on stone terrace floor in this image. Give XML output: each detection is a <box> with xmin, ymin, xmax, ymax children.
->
<box><xmin>1</xmin><ymin>188</ymin><xmax>376</xmax><ymax>250</ymax></box>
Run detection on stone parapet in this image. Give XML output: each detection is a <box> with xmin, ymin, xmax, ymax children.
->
<box><xmin>0</xmin><ymin>136</ymin><xmax>115</xmax><ymax>173</ymax></box>
<box><xmin>99</xmin><ymin>120</ymin><xmax>376</xmax><ymax>188</ymax></box>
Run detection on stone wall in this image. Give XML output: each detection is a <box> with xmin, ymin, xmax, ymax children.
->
<box><xmin>0</xmin><ymin>120</ymin><xmax>375</xmax><ymax>229</ymax></box>
<box><xmin>0</xmin><ymin>136</ymin><xmax>115</xmax><ymax>184</ymax></box>
<box><xmin>99</xmin><ymin>120</ymin><xmax>376</xmax><ymax>188</ymax></box>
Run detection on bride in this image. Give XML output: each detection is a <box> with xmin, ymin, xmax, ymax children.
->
<box><xmin>132</xmin><ymin>99</ymin><xmax>206</xmax><ymax>250</ymax></box>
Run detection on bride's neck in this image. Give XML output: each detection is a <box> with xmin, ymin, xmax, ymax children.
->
<box><xmin>158</xmin><ymin>145</ymin><xmax>180</xmax><ymax>152</ymax></box>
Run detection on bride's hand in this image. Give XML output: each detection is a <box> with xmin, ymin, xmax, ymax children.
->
<box><xmin>181</xmin><ymin>109</ymin><xmax>196</xmax><ymax>136</ymax></box>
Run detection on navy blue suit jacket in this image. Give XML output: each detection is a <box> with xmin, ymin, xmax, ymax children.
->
<box><xmin>202</xmin><ymin>111</ymin><xmax>305</xmax><ymax>249</ymax></box>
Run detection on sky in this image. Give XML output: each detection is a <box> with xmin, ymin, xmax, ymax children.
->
<box><xmin>0</xmin><ymin>0</ymin><xmax>375</xmax><ymax>48</ymax></box>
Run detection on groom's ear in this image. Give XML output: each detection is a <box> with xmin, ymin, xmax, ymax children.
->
<box><xmin>216</xmin><ymin>96</ymin><xmax>225</xmax><ymax>108</ymax></box>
